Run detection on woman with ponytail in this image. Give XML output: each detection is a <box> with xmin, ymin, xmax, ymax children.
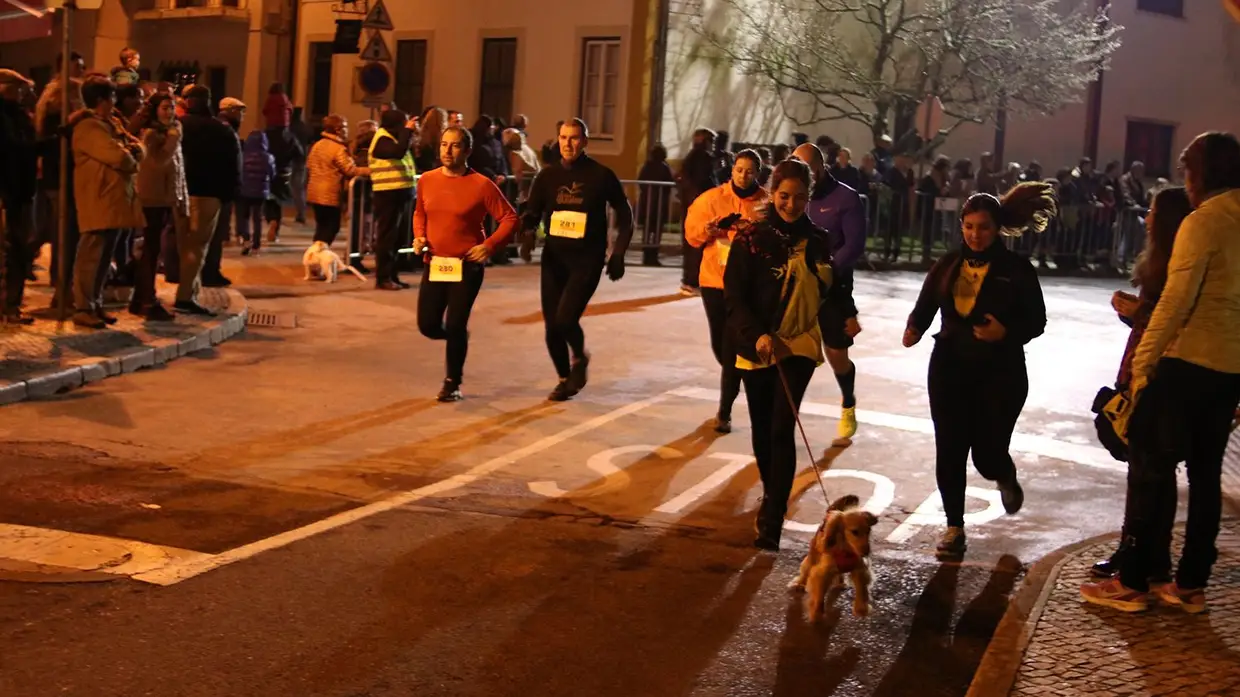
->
<box><xmin>903</xmin><ymin>182</ymin><xmax>1055</xmax><ymax>560</ymax></box>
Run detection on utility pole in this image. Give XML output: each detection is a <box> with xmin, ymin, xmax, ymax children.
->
<box><xmin>56</xmin><ymin>0</ymin><xmax>74</xmax><ymax>323</ymax></box>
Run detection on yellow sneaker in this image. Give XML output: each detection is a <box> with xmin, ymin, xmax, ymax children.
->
<box><xmin>837</xmin><ymin>406</ymin><xmax>858</xmax><ymax>440</ymax></box>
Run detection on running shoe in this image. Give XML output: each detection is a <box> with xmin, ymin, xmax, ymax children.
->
<box><xmin>548</xmin><ymin>379</ymin><xmax>578</xmax><ymax>402</ymax></box>
<box><xmin>714</xmin><ymin>415</ymin><xmax>732</xmax><ymax>434</ymax></box>
<box><xmin>1080</xmin><ymin>578</ymin><xmax>1149</xmax><ymax>612</ymax></box>
<box><xmin>935</xmin><ymin>526</ymin><xmax>967</xmax><ymax>560</ymax></box>
<box><xmin>568</xmin><ymin>353</ymin><xmax>590</xmax><ymax>392</ymax></box>
<box><xmin>837</xmin><ymin>406</ymin><xmax>858</xmax><ymax>440</ymax></box>
<box><xmin>437</xmin><ymin>380</ymin><xmax>462</xmax><ymax>403</ymax></box>
<box><xmin>1155</xmin><ymin>582</ymin><xmax>1207</xmax><ymax>614</ymax></box>
<box><xmin>999</xmin><ymin>476</ymin><xmax>1025</xmax><ymax>514</ymax></box>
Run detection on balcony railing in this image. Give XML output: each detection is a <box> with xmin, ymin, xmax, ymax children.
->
<box><xmin>134</xmin><ymin>0</ymin><xmax>249</xmax><ymax>19</ymax></box>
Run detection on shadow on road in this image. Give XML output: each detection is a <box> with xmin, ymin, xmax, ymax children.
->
<box><xmin>870</xmin><ymin>554</ymin><xmax>1023</xmax><ymax>697</ymax></box>
<box><xmin>502</xmin><ymin>294</ymin><xmax>691</xmax><ymax>325</ymax></box>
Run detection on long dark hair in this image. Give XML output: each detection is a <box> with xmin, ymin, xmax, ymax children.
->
<box><xmin>960</xmin><ymin>181</ymin><xmax>1058</xmax><ymax>237</ymax></box>
<box><xmin>1132</xmin><ymin>186</ymin><xmax>1190</xmax><ymax>299</ymax></box>
<box><xmin>139</xmin><ymin>92</ymin><xmax>173</xmax><ymax>131</ymax></box>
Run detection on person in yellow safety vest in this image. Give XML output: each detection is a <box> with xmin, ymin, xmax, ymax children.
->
<box><xmin>368</xmin><ymin>108</ymin><xmax>418</xmax><ymax>290</ymax></box>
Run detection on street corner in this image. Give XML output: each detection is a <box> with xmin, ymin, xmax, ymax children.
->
<box><xmin>968</xmin><ymin>520</ymin><xmax>1240</xmax><ymax>697</ymax></box>
<box><xmin>0</xmin><ymin>285</ymin><xmax>248</xmax><ymax>407</ymax></box>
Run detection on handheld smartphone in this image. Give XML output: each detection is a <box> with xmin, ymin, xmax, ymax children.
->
<box><xmin>717</xmin><ymin>212</ymin><xmax>743</xmax><ymax>230</ymax></box>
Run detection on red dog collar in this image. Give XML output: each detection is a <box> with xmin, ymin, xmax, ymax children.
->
<box><xmin>832</xmin><ymin>548</ymin><xmax>860</xmax><ymax>573</ymax></box>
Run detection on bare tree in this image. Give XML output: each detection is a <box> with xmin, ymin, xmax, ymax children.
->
<box><xmin>686</xmin><ymin>0</ymin><xmax>1123</xmax><ymax>150</ymax></box>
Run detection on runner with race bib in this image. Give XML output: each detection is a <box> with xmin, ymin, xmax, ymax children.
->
<box><xmin>522</xmin><ymin>118</ymin><xmax>635</xmax><ymax>401</ymax></box>
<box><xmin>412</xmin><ymin>126</ymin><xmax>518</xmax><ymax>402</ymax></box>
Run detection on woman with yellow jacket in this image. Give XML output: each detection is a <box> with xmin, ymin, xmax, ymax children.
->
<box><xmin>685</xmin><ymin>149</ymin><xmax>768</xmax><ymax>433</ymax></box>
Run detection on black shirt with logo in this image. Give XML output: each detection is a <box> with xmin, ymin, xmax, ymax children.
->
<box><xmin>522</xmin><ymin>154</ymin><xmax>632</xmax><ymax>261</ymax></box>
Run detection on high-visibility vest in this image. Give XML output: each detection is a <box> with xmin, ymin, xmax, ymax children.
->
<box><xmin>367</xmin><ymin>127</ymin><xmax>416</xmax><ymax>192</ymax></box>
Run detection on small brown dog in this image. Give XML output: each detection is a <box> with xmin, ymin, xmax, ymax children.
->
<box><xmin>788</xmin><ymin>494</ymin><xmax>878</xmax><ymax>619</ymax></box>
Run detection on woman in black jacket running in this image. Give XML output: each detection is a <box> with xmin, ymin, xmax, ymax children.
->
<box><xmin>724</xmin><ymin>158</ymin><xmax>850</xmax><ymax>550</ymax></box>
<box><xmin>903</xmin><ymin>182</ymin><xmax>1056</xmax><ymax>560</ymax></box>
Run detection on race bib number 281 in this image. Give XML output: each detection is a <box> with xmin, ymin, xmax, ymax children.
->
<box><xmin>549</xmin><ymin>211</ymin><xmax>588</xmax><ymax>239</ymax></box>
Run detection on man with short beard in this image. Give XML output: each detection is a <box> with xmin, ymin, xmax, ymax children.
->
<box><xmin>793</xmin><ymin>142</ymin><xmax>865</xmax><ymax>443</ymax></box>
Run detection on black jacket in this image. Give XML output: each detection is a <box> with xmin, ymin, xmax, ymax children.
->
<box><xmin>181</xmin><ymin>108</ymin><xmax>242</xmax><ymax>201</ymax></box>
<box><xmin>264</xmin><ymin>126</ymin><xmax>303</xmax><ymax>201</ymax></box>
<box><xmin>677</xmin><ymin>147</ymin><xmax>718</xmax><ymax>208</ymax></box>
<box><xmin>0</xmin><ymin>98</ymin><xmax>38</xmax><ymax>201</ymax></box>
<box><xmin>907</xmin><ymin>245</ymin><xmax>1046</xmax><ymax>362</ymax></box>
<box><xmin>724</xmin><ymin>215</ymin><xmax>848</xmax><ymax>363</ymax></box>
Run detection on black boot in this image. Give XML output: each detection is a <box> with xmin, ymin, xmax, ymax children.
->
<box><xmin>1090</xmin><ymin>536</ymin><xmax>1132</xmax><ymax>579</ymax></box>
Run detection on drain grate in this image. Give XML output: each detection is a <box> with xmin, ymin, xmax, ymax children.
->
<box><xmin>247</xmin><ymin>311</ymin><xmax>298</xmax><ymax>329</ymax></box>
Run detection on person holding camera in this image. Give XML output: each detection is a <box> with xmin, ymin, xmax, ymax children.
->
<box><xmin>684</xmin><ymin>148</ymin><xmax>768</xmax><ymax>433</ymax></box>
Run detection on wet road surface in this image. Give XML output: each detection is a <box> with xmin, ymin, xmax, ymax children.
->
<box><xmin>0</xmin><ymin>262</ymin><xmax>1143</xmax><ymax>696</ymax></box>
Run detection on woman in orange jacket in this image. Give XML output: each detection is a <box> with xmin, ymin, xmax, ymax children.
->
<box><xmin>685</xmin><ymin>149</ymin><xmax>768</xmax><ymax>432</ymax></box>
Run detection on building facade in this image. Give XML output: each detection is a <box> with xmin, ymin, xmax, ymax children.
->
<box><xmin>0</xmin><ymin>0</ymin><xmax>295</xmax><ymax>137</ymax></box>
<box><xmin>292</xmin><ymin>0</ymin><xmax>664</xmax><ymax>176</ymax></box>
<box><xmin>660</xmin><ymin>0</ymin><xmax>1240</xmax><ymax>180</ymax></box>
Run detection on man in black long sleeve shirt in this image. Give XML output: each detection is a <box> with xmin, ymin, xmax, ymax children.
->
<box><xmin>521</xmin><ymin>118</ymin><xmax>633</xmax><ymax>401</ymax></box>
<box><xmin>676</xmin><ymin>128</ymin><xmax>718</xmax><ymax>292</ymax></box>
<box><xmin>368</xmin><ymin>109</ymin><xmax>416</xmax><ymax>289</ymax></box>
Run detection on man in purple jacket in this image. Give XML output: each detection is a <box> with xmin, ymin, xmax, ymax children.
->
<box><xmin>793</xmin><ymin>143</ymin><xmax>865</xmax><ymax>444</ymax></box>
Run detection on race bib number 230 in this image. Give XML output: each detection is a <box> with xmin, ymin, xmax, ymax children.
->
<box><xmin>549</xmin><ymin>211</ymin><xmax>588</xmax><ymax>239</ymax></box>
<box><xmin>429</xmin><ymin>256</ymin><xmax>463</xmax><ymax>283</ymax></box>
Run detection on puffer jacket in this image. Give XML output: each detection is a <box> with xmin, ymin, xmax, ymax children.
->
<box><xmin>306</xmin><ymin>132</ymin><xmax>362</xmax><ymax>207</ymax></box>
<box><xmin>137</xmin><ymin>123</ymin><xmax>188</xmax><ymax>211</ymax></box>
<box><xmin>240</xmin><ymin>130</ymin><xmax>276</xmax><ymax>200</ymax></box>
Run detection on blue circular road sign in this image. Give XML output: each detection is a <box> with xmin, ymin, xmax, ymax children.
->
<box><xmin>359</xmin><ymin>62</ymin><xmax>391</xmax><ymax>95</ymax></box>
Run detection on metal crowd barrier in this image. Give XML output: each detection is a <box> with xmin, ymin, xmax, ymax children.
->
<box><xmin>344</xmin><ymin>173</ymin><xmax>1143</xmax><ymax>273</ymax></box>
<box><xmin>860</xmin><ymin>185</ymin><xmax>1148</xmax><ymax>273</ymax></box>
<box><xmin>343</xmin><ymin>173</ymin><xmax>682</xmax><ymax>269</ymax></box>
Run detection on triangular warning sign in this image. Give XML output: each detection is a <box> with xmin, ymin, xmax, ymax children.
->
<box><xmin>359</xmin><ymin>30</ymin><xmax>393</xmax><ymax>62</ymax></box>
<box><xmin>362</xmin><ymin>0</ymin><xmax>394</xmax><ymax>31</ymax></box>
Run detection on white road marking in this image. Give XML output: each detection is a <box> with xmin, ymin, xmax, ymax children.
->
<box><xmin>783</xmin><ymin>469</ymin><xmax>897</xmax><ymax>533</ymax></box>
<box><xmin>670</xmin><ymin>387</ymin><xmax>1123</xmax><ymax>472</ymax></box>
<box><xmin>886</xmin><ymin>487</ymin><xmax>1005</xmax><ymax>543</ymax></box>
<box><xmin>133</xmin><ymin>392</ymin><xmax>674</xmax><ymax>586</ymax></box>
<box><xmin>0</xmin><ymin>524</ymin><xmax>211</xmax><ymax>577</ymax></box>
<box><xmin>529</xmin><ymin>445</ymin><xmax>680</xmax><ymax>499</ymax></box>
<box><xmin>654</xmin><ymin>453</ymin><xmax>753</xmax><ymax>514</ymax></box>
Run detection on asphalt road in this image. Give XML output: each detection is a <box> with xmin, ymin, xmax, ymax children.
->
<box><xmin>0</xmin><ymin>249</ymin><xmax>1148</xmax><ymax>697</ymax></box>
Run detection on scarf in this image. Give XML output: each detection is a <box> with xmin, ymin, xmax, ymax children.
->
<box><xmin>731</xmin><ymin>181</ymin><xmax>760</xmax><ymax>200</ymax></box>
<box><xmin>961</xmin><ymin>238</ymin><xmax>1001</xmax><ymax>267</ymax></box>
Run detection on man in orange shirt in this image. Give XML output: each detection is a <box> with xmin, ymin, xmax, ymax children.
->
<box><xmin>412</xmin><ymin>126</ymin><xmax>519</xmax><ymax>402</ymax></box>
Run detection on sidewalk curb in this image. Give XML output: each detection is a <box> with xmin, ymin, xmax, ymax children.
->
<box><xmin>964</xmin><ymin>530</ymin><xmax>1120</xmax><ymax>697</ymax></box>
<box><xmin>0</xmin><ymin>289</ymin><xmax>248</xmax><ymax>407</ymax></box>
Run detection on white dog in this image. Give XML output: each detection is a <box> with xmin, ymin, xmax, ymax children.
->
<box><xmin>303</xmin><ymin>241</ymin><xmax>364</xmax><ymax>283</ymax></box>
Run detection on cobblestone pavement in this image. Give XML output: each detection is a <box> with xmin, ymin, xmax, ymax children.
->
<box><xmin>1009</xmin><ymin>521</ymin><xmax>1240</xmax><ymax>697</ymax></box>
<box><xmin>0</xmin><ymin>284</ymin><xmax>240</xmax><ymax>386</ymax></box>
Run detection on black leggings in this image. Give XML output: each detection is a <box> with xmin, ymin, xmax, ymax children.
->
<box><xmin>540</xmin><ymin>247</ymin><xmax>604</xmax><ymax>379</ymax></box>
<box><xmin>700</xmin><ymin>287</ymin><xmax>742</xmax><ymax>419</ymax></box>
<box><xmin>312</xmin><ymin>204</ymin><xmax>342</xmax><ymax>245</ymax></box>
<box><xmin>927</xmin><ymin>343</ymin><xmax>1028</xmax><ymax>528</ymax></box>
<box><xmin>1120</xmin><ymin>358</ymin><xmax>1240</xmax><ymax>591</ymax></box>
<box><xmin>741</xmin><ymin>357</ymin><xmax>816</xmax><ymax>523</ymax></box>
<box><xmin>417</xmin><ymin>262</ymin><xmax>485</xmax><ymax>384</ymax></box>
<box><xmin>372</xmin><ymin>189</ymin><xmax>412</xmax><ymax>284</ymax></box>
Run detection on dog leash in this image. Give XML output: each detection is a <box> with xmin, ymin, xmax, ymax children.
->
<box><xmin>774</xmin><ymin>358</ymin><xmax>832</xmax><ymax>502</ymax></box>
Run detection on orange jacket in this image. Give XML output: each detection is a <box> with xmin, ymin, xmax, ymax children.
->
<box><xmin>684</xmin><ymin>183</ymin><xmax>768</xmax><ymax>289</ymax></box>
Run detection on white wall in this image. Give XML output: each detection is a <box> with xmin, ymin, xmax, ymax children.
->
<box><xmin>295</xmin><ymin>0</ymin><xmax>637</xmax><ymax>158</ymax></box>
<box><xmin>662</xmin><ymin>1</ymin><xmax>1240</xmax><ymax>175</ymax></box>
